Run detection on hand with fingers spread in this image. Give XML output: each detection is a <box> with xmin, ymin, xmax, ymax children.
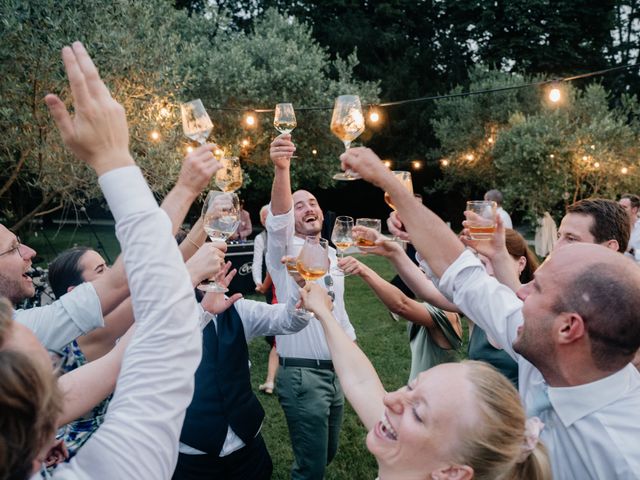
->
<box><xmin>387</xmin><ymin>211</ymin><xmax>411</xmax><ymax>242</ymax></box>
<box><xmin>44</xmin><ymin>42</ymin><xmax>133</xmax><ymax>175</ymax></box>
<box><xmin>200</xmin><ymin>261</ymin><xmax>243</xmax><ymax>314</ymax></box>
<box><xmin>270</xmin><ymin>133</ymin><xmax>296</xmax><ymax>169</ymax></box>
<box><xmin>299</xmin><ymin>282</ymin><xmax>333</xmax><ymax>318</ymax></box>
<box><xmin>185</xmin><ymin>242</ymin><xmax>226</xmax><ymax>287</ymax></box>
<box><xmin>177</xmin><ymin>143</ymin><xmax>223</xmax><ymax>197</ymax></box>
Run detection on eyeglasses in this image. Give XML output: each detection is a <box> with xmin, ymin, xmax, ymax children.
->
<box><xmin>0</xmin><ymin>236</ymin><xmax>24</xmax><ymax>258</ymax></box>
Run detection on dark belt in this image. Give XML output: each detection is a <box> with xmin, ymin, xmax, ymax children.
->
<box><xmin>279</xmin><ymin>357</ymin><xmax>334</xmax><ymax>370</ymax></box>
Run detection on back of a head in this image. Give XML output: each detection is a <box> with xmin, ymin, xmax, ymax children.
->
<box><xmin>47</xmin><ymin>246</ymin><xmax>92</xmax><ymax>299</ymax></box>
<box><xmin>484</xmin><ymin>189</ymin><xmax>503</xmax><ymax>206</ymax></box>
<box><xmin>552</xmin><ymin>250</ymin><xmax>640</xmax><ymax>371</ymax></box>
<box><xmin>505</xmin><ymin>229</ymin><xmax>539</xmax><ymax>283</ymax></box>
<box><xmin>457</xmin><ymin>361</ymin><xmax>552</xmax><ymax>480</ymax></box>
<box><xmin>0</xmin><ymin>297</ymin><xmax>62</xmax><ymax>480</ymax></box>
<box><xmin>567</xmin><ymin>199</ymin><xmax>630</xmax><ymax>253</ymax></box>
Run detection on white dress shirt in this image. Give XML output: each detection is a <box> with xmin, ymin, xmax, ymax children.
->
<box><xmin>497</xmin><ymin>206</ymin><xmax>513</xmax><ymax>229</ymax></box>
<box><xmin>252</xmin><ymin>230</ymin><xmax>266</xmax><ymax>286</ymax></box>
<box><xmin>625</xmin><ymin>218</ymin><xmax>640</xmax><ymax>262</ymax></box>
<box><xmin>45</xmin><ymin>166</ymin><xmax>203</xmax><ymax>480</ymax></box>
<box><xmin>179</xmin><ymin>297</ymin><xmax>310</xmax><ymax>457</ymax></box>
<box><xmin>436</xmin><ymin>249</ymin><xmax>640</xmax><ymax>480</ymax></box>
<box><xmin>15</xmin><ymin>282</ymin><xmax>104</xmax><ymax>352</ymax></box>
<box><xmin>265</xmin><ymin>207</ymin><xmax>356</xmax><ymax>360</ymax></box>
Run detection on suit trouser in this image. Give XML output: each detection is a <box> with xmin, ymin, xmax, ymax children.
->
<box><xmin>276</xmin><ymin>365</ymin><xmax>344</xmax><ymax>480</ymax></box>
<box><xmin>172</xmin><ymin>433</ymin><xmax>272</xmax><ymax>480</ymax></box>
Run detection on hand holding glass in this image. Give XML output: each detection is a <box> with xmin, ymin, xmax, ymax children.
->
<box><xmin>331</xmin><ymin>216</ymin><xmax>354</xmax><ymax>276</ymax></box>
<box><xmin>181</xmin><ymin>99</ymin><xmax>213</xmax><ymax>145</ymax></box>
<box><xmin>384</xmin><ymin>171</ymin><xmax>413</xmax><ymax>210</ymax></box>
<box><xmin>199</xmin><ymin>191</ymin><xmax>241</xmax><ymax>292</ymax></box>
<box><xmin>355</xmin><ymin>218</ymin><xmax>381</xmax><ymax>249</ymax></box>
<box><xmin>274</xmin><ymin>103</ymin><xmax>297</xmax><ymax>134</ymax></box>
<box><xmin>465</xmin><ymin>200</ymin><xmax>497</xmax><ymax>240</ymax></box>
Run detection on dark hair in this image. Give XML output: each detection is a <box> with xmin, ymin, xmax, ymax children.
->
<box><xmin>553</xmin><ymin>262</ymin><xmax>640</xmax><ymax>371</ymax></box>
<box><xmin>484</xmin><ymin>189</ymin><xmax>503</xmax><ymax>206</ymax></box>
<box><xmin>620</xmin><ymin>193</ymin><xmax>640</xmax><ymax>210</ymax></box>
<box><xmin>566</xmin><ymin>199</ymin><xmax>630</xmax><ymax>253</ymax></box>
<box><xmin>48</xmin><ymin>246</ymin><xmax>92</xmax><ymax>299</ymax></box>
<box><xmin>504</xmin><ymin>229</ymin><xmax>539</xmax><ymax>283</ymax></box>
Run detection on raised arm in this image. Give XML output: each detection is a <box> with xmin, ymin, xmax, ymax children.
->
<box><xmin>299</xmin><ymin>282</ymin><xmax>385</xmax><ymax>430</ymax></box>
<box><xmin>269</xmin><ymin>134</ymin><xmax>296</xmax><ymax>215</ymax></box>
<box><xmin>341</xmin><ymin>148</ymin><xmax>464</xmax><ymax>278</ymax></box>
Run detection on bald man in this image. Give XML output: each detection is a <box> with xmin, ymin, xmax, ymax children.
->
<box><xmin>341</xmin><ymin>147</ymin><xmax>640</xmax><ymax>480</ymax></box>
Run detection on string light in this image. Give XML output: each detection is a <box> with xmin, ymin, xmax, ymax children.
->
<box><xmin>150</xmin><ymin>130</ymin><xmax>160</xmax><ymax>141</ymax></box>
<box><xmin>383</xmin><ymin>160</ymin><xmax>392</xmax><ymax>168</ymax></box>
<box><xmin>487</xmin><ymin>137</ymin><xmax>494</xmax><ymax>144</ymax></box>
<box><xmin>186</xmin><ymin>145</ymin><xmax>193</xmax><ymax>153</ymax></box>
<box><xmin>241</xmin><ymin>138</ymin><xmax>250</xmax><ymax>147</ymax></box>
<box><xmin>214</xmin><ymin>148</ymin><xmax>224</xmax><ymax>157</ymax></box>
<box><xmin>412</xmin><ymin>160</ymin><xmax>423</xmax><ymax>170</ymax></box>
<box><xmin>159</xmin><ymin>107</ymin><xmax>170</xmax><ymax>118</ymax></box>
<box><xmin>465</xmin><ymin>153</ymin><xmax>474</xmax><ymax>161</ymax></box>
<box><xmin>312</xmin><ymin>149</ymin><xmax>318</xmax><ymax>155</ymax></box>
<box><xmin>593</xmin><ymin>161</ymin><xmax>600</xmax><ymax>168</ymax></box>
<box><xmin>621</xmin><ymin>166</ymin><xmax>629</xmax><ymax>174</ymax></box>
<box><xmin>548</xmin><ymin>86</ymin><xmax>562</xmax><ymax>103</ymax></box>
<box><xmin>590</xmin><ymin>144</ymin><xmax>596</xmax><ymax>150</ymax></box>
<box><xmin>244</xmin><ymin>113</ymin><xmax>256</xmax><ymax>127</ymax></box>
<box><xmin>582</xmin><ymin>155</ymin><xmax>588</xmax><ymax>161</ymax></box>
<box><xmin>369</xmin><ymin>108</ymin><xmax>380</xmax><ymax>123</ymax></box>
<box><xmin>549</xmin><ymin>154</ymin><xmax>555</xmax><ymax>159</ymax></box>
<box><xmin>440</xmin><ymin>159</ymin><xmax>450</xmax><ymax>167</ymax></box>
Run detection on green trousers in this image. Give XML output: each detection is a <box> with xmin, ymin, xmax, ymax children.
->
<box><xmin>276</xmin><ymin>366</ymin><xmax>344</xmax><ymax>480</ymax></box>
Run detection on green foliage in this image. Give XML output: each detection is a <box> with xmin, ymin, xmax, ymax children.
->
<box><xmin>0</xmin><ymin>1</ymin><xmax>378</xmax><ymax>228</ymax></box>
<box><xmin>432</xmin><ymin>70</ymin><xmax>640</xmax><ymax>224</ymax></box>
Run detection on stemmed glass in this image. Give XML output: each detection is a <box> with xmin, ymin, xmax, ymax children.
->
<box><xmin>384</xmin><ymin>171</ymin><xmax>413</xmax><ymax>210</ymax></box>
<box><xmin>274</xmin><ymin>103</ymin><xmax>297</xmax><ymax>134</ymax></box>
<box><xmin>199</xmin><ymin>191</ymin><xmax>241</xmax><ymax>293</ymax></box>
<box><xmin>296</xmin><ymin>237</ymin><xmax>330</xmax><ymax>282</ymax></box>
<box><xmin>331</xmin><ymin>216</ymin><xmax>354</xmax><ymax>276</ymax></box>
<box><xmin>181</xmin><ymin>99</ymin><xmax>213</xmax><ymax>145</ymax></box>
<box><xmin>216</xmin><ymin>156</ymin><xmax>243</xmax><ymax>193</ymax></box>
<box><xmin>330</xmin><ymin>95</ymin><xmax>365</xmax><ymax>181</ymax></box>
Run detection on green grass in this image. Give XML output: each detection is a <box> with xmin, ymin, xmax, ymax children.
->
<box><xmin>249</xmin><ymin>254</ymin><xmax>413</xmax><ymax>479</ymax></box>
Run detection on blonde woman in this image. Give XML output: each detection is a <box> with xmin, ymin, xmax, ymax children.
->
<box><xmin>299</xmin><ymin>283</ymin><xmax>551</xmax><ymax>480</ymax></box>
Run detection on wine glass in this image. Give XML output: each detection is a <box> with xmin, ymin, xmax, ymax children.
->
<box><xmin>199</xmin><ymin>191</ymin><xmax>241</xmax><ymax>292</ymax></box>
<box><xmin>384</xmin><ymin>171</ymin><xmax>413</xmax><ymax>210</ymax></box>
<box><xmin>181</xmin><ymin>99</ymin><xmax>213</xmax><ymax>145</ymax></box>
<box><xmin>330</xmin><ymin>95</ymin><xmax>365</xmax><ymax>181</ymax></box>
<box><xmin>296</xmin><ymin>236</ymin><xmax>329</xmax><ymax>282</ymax></box>
<box><xmin>216</xmin><ymin>156</ymin><xmax>243</xmax><ymax>192</ymax></box>
<box><xmin>274</xmin><ymin>103</ymin><xmax>297</xmax><ymax>134</ymax></box>
<box><xmin>331</xmin><ymin>216</ymin><xmax>354</xmax><ymax>276</ymax></box>
<box><xmin>354</xmin><ymin>218</ymin><xmax>381</xmax><ymax>251</ymax></box>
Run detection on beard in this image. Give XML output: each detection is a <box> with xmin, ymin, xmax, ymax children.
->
<box><xmin>0</xmin><ymin>271</ymin><xmax>34</xmax><ymax>305</ymax></box>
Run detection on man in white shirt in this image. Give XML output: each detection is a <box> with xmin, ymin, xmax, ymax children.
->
<box><xmin>619</xmin><ymin>193</ymin><xmax>640</xmax><ymax>261</ymax></box>
<box><xmin>484</xmin><ymin>189</ymin><xmax>512</xmax><ymax>229</ymax></box>
<box><xmin>342</xmin><ymin>147</ymin><xmax>640</xmax><ymax>480</ymax></box>
<box><xmin>266</xmin><ymin>134</ymin><xmax>356</xmax><ymax>480</ymax></box>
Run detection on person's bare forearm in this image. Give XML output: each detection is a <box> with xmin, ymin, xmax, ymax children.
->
<box><xmin>271</xmin><ymin>165</ymin><xmax>292</xmax><ymax>215</ymax></box>
<box><xmin>78</xmin><ymin>297</ymin><xmax>134</xmax><ymax>362</ymax></box>
<box><xmin>313</xmin><ymin>306</ymin><xmax>385</xmax><ymax>430</ymax></box>
<box><xmin>57</xmin><ymin>327</ymin><xmax>134</xmax><ymax>426</ymax></box>
<box><xmin>489</xmin><ymin>250</ymin><xmax>522</xmax><ymax>292</ymax></box>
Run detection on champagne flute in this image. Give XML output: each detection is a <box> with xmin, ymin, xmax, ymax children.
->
<box><xmin>331</xmin><ymin>216</ymin><xmax>354</xmax><ymax>276</ymax></box>
<box><xmin>355</xmin><ymin>218</ymin><xmax>381</xmax><ymax>250</ymax></box>
<box><xmin>330</xmin><ymin>95</ymin><xmax>365</xmax><ymax>181</ymax></box>
<box><xmin>216</xmin><ymin>156</ymin><xmax>243</xmax><ymax>192</ymax></box>
<box><xmin>199</xmin><ymin>191</ymin><xmax>241</xmax><ymax>293</ymax></box>
<box><xmin>296</xmin><ymin>236</ymin><xmax>329</xmax><ymax>282</ymax></box>
<box><xmin>181</xmin><ymin>99</ymin><xmax>213</xmax><ymax>145</ymax></box>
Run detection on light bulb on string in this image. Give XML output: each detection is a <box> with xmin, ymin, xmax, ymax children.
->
<box><xmin>465</xmin><ymin>153</ymin><xmax>474</xmax><ymax>161</ymax></box>
<box><xmin>244</xmin><ymin>112</ymin><xmax>256</xmax><ymax>127</ymax></box>
<box><xmin>312</xmin><ymin>149</ymin><xmax>318</xmax><ymax>156</ymax></box>
<box><xmin>593</xmin><ymin>162</ymin><xmax>600</xmax><ymax>169</ymax></box>
<box><xmin>548</xmin><ymin>82</ymin><xmax>562</xmax><ymax>103</ymax></box>
<box><xmin>186</xmin><ymin>145</ymin><xmax>194</xmax><ymax>153</ymax></box>
<box><xmin>241</xmin><ymin>138</ymin><xmax>250</xmax><ymax>147</ymax></box>
<box><xmin>150</xmin><ymin>130</ymin><xmax>160</xmax><ymax>141</ymax></box>
<box><xmin>412</xmin><ymin>160</ymin><xmax>422</xmax><ymax>170</ymax></box>
<box><xmin>549</xmin><ymin>154</ymin><xmax>555</xmax><ymax>159</ymax></box>
<box><xmin>621</xmin><ymin>166</ymin><xmax>629</xmax><ymax>175</ymax></box>
<box><xmin>368</xmin><ymin>107</ymin><xmax>381</xmax><ymax>124</ymax></box>
<box><xmin>440</xmin><ymin>159</ymin><xmax>449</xmax><ymax>167</ymax></box>
<box><xmin>383</xmin><ymin>160</ymin><xmax>392</xmax><ymax>168</ymax></box>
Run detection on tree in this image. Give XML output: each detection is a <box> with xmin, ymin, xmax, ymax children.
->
<box><xmin>432</xmin><ymin>69</ymin><xmax>640</xmax><ymax>223</ymax></box>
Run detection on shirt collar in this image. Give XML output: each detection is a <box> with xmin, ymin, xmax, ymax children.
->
<box><xmin>548</xmin><ymin>363</ymin><xmax>640</xmax><ymax>427</ymax></box>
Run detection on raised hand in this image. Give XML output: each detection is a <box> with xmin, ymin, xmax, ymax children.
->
<box><xmin>387</xmin><ymin>211</ymin><xmax>411</xmax><ymax>242</ymax></box>
<box><xmin>200</xmin><ymin>261</ymin><xmax>243</xmax><ymax>314</ymax></box>
<box><xmin>44</xmin><ymin>42</ymin><xmax>133</xmax><ymax>175</ymax></box>
<box><xmin>339</xmin><ymin>147</ymin><xmax>393</xmax><ymax>187</ymax></box>
<box><xmin>176</xmin><ymin>144</ymin><xmax>222</xmax><ymax>197</ymax></box>
<box><xmin>460</xmin><ymin>211</ymin><xmax>505</xmax><ymax>259</ymax></box>
<box><xmin>270</xmin><ymin>133</ymin><xmax>296</xmax><ymax>169</ymax></box>
<box><xmin>299</xmin><ymin>282</ymin><xmax>333</xmax><ymax>317</ymax></box>
<box><xmin>185</xmin><ymin>242</ymin><xmax>226</xmax><ymax>286</ymax></box>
